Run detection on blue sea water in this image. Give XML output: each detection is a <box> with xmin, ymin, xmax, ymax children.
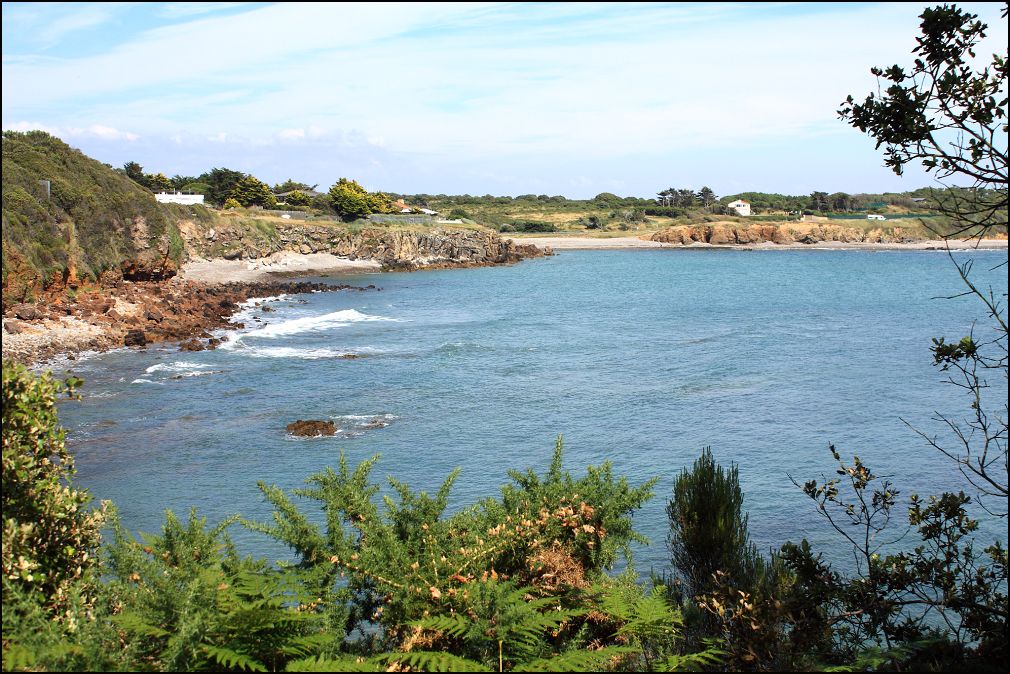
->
<box><xmin>55</xmin><ymin>248</ymin><xmax>1009</xmax><ymax>574</ymax></box>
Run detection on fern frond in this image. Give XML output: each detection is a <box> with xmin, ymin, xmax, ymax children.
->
<box><xmin>285</xmin><ymin>655</ymin><xmax>382</xmax><ymax>672</ymax></box>
<box><xmin>278</xmin><ymin>633</ymin><xmax>337</xmax><ymax>657</ymax></box>
<box><xmin>514</xmin><ymin>645</ymin><xmax>635</xmax><ymax>672</ymax></box>
<box><xmin>661</xmin><ymin>646</ymin><xmax>726</xmax><ymax>672</ymax></box>
<box><xmin>412</xmin><ymin>613</ymin><xmax>473</xmax><ymax>639</ymax></box>
<box><xmin>202</xmin><ymin>644</ymin><xmax>267</xmax><ymax>672</ymax></box>
<box><xmin>376</xmin><ymin>650</ymin><xmax>491</xmax><ymax>672</ymax></box>
<box><xmin>112</xmin><ymin>611</ymin><xmax>170</xmax><ymax>638</ymax></box>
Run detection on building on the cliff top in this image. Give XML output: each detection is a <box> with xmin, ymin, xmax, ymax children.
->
<box><xmin>391</xmin><ymin>199</ymin><xmax>438</xmax><ymax>216</ymax></box>
<box><xmin>155</xmin><ymin>191</ymin><xmax>205</xmax><ymax>205</ymax></box>
<box><xmin>727</xmin><ymin>199</ymin><xmax>751</xmax><ymax>216</ymax></box>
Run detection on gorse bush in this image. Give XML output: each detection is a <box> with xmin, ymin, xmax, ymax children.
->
<box><xmin>1</xmin><ymin>363</ymin><xmax>105</xmax><ymax>621</ymax></box>
<box><xmin>245</xmin><ymin>437</ymin><xmax>658</xmax><ymax>651</ymax></box>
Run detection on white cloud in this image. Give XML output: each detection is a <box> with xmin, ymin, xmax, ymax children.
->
<box><xmin>3</xmin><ymin>120</ymin><xmax>58</xmax><ymax>133</ymax></box>
<box><xmin>157</xmin><ymin>3</ymin><xmax>252</xmax><ymax>19</ymax></box>
<box><xmin>86</xmin><ymin>124</ymin><xmax>139</xmax><ymax>141</ymax></box>
<box><xmin>3</xmin><ymin>120</ymin><xmax>138</xmax><ymax>141</ymax></box>
<box><xmin>4</xmin><ymin>2</ymin><xmax>1005</xmax><ymax>195</ymax></box>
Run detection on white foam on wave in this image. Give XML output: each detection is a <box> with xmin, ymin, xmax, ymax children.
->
<box><xmin>250</xmin><ymin>309</ymin><xmax>394</xmax><ymax>339</ymax></box>
<box><xmin>242</xmin><ymin>347</ymin><xmax>355</xmax><ymax>359</ymax></box>
<box><xmin>333</xmin><ymin>413</ymin><xmax>398</xmax><ymax>422</ymax></box>
<box><xmin>130</xmin><ymin>378</ymin><xmax>164</xmax><ymax>385</ymax></box>
<box><xmin>221</xmin><ymin>309</ymin><xmax>396</xmax><ymax>355</ymax></box>
<box><xmin>171</xmin><ymin>369</ymin><xmax>221</xmax><ymax>378</ymax></box>
<box><xmin>145</xmin><ymin>361</ymin><xmax>212</xmax><ymax>374</ymax></box>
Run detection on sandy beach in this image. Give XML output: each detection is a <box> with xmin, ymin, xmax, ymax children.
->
<box><xmin>178</xmin><ymin>251</ymin><xmax>381</xmax><ymax>284</ymax></box>
<box><xmin>513</xmin><ymin>235</ymin><xmax>1009</xmax><ymax>252</ymax></box>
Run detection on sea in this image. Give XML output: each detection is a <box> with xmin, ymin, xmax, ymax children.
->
<box><xmin>52</xmin><ymin>248</ymin><xmax>1009</xmax><ymax>575</ymax></box>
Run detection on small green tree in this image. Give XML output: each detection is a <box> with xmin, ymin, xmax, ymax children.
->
<box><xmin>145</xmin><ymin>172</ymin><xmax>173</xmax><ymax>193</ymax></box>
<box><xmin>328</xmin><ymin>178</ymin><xmax>377</xmax><ymax>220</ymax></box>
<box><xmin>808</xmin><ymin>191</ymin><xmax>830</xmax><ymax>212</ymax></box>
<box><xmin>273</xmin><ymin>179</ymin><xmax>316</xmax><ymax>194</ymax></box>
<box><xmin>285</xmin><ymin>190</ymin><xmax>313</xmax><ymax>207</ymax></box>
<box><xmin>698</xmin><ymin>186</ymin><xmax>717</xmax><ymax>208</ymax></box>
<box><xmin>198</xmin><ymin>167</ymin><xmax>246</xmax><ymax>206</ymax></box>
<box><xmin>123</xmin><ymin>161</ymin><xmax>146</xmax><ymax>187</ymax></box>
<box><xmin>667</xmin><ymin>448</ymin><xmax>761</xmax><ymax>602</ymax></box>
<box><xmin>229</xmin><ymin>175</ymin><xmax>277</xmax><ymax>208</ymax></box>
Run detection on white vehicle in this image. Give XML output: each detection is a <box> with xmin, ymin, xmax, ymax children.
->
<box><xmin>867</xmin><ymin>214</ymin><xmax>887</xmax><ymax>221</ymax></box>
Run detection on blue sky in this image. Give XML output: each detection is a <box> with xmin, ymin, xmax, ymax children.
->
<box><xmin>3</xmin><ymin>2</ymin><xmax>1006</xmax><ymax>198</ymax></box>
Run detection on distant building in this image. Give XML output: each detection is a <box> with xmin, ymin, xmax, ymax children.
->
<box><xmin>727</xmin><ymin>199</ymin><xmax>751</xmax><ymax>216</ymax></box>
<box><xmin>155</xmin><ymin>192</ymin><xmax>204</xmax><ymax>205</ymax></box>
<box><xmin>391</xmin><ymin>199</ymin><xmax>438</xmax><ymax>216</ymax></box>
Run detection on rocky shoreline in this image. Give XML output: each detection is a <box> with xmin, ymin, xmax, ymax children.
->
<box><xmin>1</xmin><ymin>279</ymin><xmax>377</xmax><ymax>366</ymax></box>
<box><xmin>3</xmin><ymin>224</ymin><xmax>551</xmax><ymax>367</ymax></box>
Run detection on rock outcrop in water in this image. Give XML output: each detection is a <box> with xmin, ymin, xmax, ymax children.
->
<box><xmin>286</xmin><ymin>420</ymin><xmax>337</xmax><ymax>437</ymax></box>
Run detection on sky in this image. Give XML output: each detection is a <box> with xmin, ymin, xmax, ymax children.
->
<box><xmin>3</xmin><ymin>2</ymin><xmax>1007</xmax><ymax>198</ymax></box>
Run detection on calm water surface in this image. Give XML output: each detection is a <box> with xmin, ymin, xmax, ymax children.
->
<box><xmin>55</xmin><ymin>249</ymin><xmax>1009</xmax><ymax>573</ymax></box>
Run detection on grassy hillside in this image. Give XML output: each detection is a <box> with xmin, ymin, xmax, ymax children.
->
<box><xmin>2</xmin><ymin>131</ymin><xmax>209</xmax><ymax>301</ymax></box>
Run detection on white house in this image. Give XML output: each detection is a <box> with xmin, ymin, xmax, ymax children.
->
<box><xmin>727</xmin><ymin>199</ymin><xmax>751</xmax><ymax>216</ymax></box>
<box><xmin>155</xmin><ymin>192</ymin><xmax>205</xmax><ymax>205</ymax></box>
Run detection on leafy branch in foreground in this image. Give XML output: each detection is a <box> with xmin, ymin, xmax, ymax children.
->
<box><xmin>839</xmin><ymin>3</ymin><xmax>1008</xmax><ymax>237</ymax></box>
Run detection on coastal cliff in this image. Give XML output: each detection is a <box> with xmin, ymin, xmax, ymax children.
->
<box><xmin>178</xmin><ymin>218</ymin><xmax>547</xmax><ymax>271</ymax></box>
<box><xmin>646</xmin><ymin>221</ymin><xmax>993</xmax><ymax>245</ymax></box>
<box><xmin>1</xmin><ymin>132</ymin><xmax>545</xmax><ymax>307</ymax></box>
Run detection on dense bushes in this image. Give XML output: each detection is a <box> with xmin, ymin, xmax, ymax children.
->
<box><xmin>1</xmin><ymin>363</ymin><xmax>106</xmax><ymax>622</ymax></box>
<box><xmin>3</xmin><ymin>351</ymin><xmax>1006</xmax><ymax>671</ymax></box>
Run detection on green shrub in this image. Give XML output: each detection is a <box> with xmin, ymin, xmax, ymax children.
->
<box><xmin>1</xmin><ymin>363</ymin><xmax>105</xmax><ymax>621</ymax></box>
<box><xmin>666</xmin><ymin>448</ymin><xmax>761</xmax><ymax>601</ymax></box>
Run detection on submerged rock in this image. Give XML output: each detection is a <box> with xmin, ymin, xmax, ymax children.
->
<box><xmin>286</xmin><ymin>419</ymin><xmax>336</xmax><ymax>437</ymax></box>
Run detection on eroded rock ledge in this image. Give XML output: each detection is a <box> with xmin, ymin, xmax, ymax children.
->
<box><xmin>650</xmin><ymin>223</ymin><xmax>926</xmax><ymax>245</ymax></box>
<box><xmin>180</xmin><ymin>221</ymin><xmax>550</xmax><ymax>270</ymax></box>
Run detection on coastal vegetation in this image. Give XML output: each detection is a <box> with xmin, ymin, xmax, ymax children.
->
<box><xmin>2</xmin><ymin>3</ymin><xmax>1008</xmax><ymax>672</ymax></box>
<box><xmin>3</xmin><ymin>332</ymin><xmax>1007</xmax><ymax>671</ymax></box>
<box><xmin>1</xmin><ymin>132</ymin><xmax>194</xmax><ymax>296</ymax></box>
